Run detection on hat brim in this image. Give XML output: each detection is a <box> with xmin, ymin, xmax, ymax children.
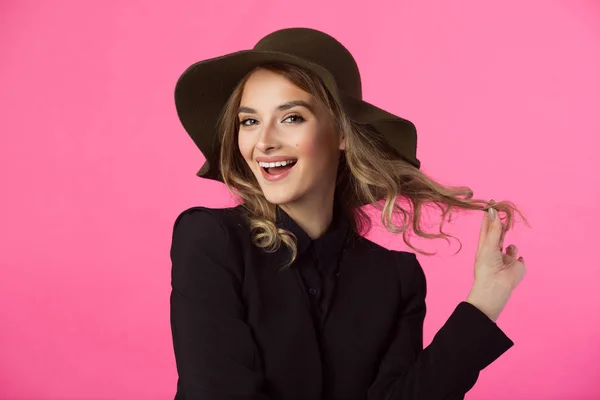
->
<box><xmin>174</xmin><ymin>50</ymin><xmax>420</xmax><ymax>181</ymax></box>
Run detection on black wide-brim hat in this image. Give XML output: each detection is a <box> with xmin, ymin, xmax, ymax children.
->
<box><xmin>174</xmin><ymin>27</ymin><xmax>421</xmax><ymax>181</ymax></box>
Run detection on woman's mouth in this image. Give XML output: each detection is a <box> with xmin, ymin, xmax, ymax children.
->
<box><xmin>258</xmin><ymin>159</ymin><xmax>297</xmax><ymax>181</ymax></box>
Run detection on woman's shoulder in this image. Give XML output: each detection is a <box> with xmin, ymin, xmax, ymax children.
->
<box><xmin>351</xmin><ymin>234</ymin><xmax>417</xmax><ymax>260</ymax></box>
<box><xmin>169</xmin><ymin>205</ymin><xmax>249</xmax><ymax>272</ymax></box>
<box><xmin>350</xmin><ymin>235</ymin><xmax>424</xmax><ymax>284</ymax></box>
<box><xmin>169</xmin><ymin>206</ymin><xmax>250</xmax><ymax>290</ymax></box>
<box><xmin>172</xmin><ymin>204</ymin><xmax>247</xmax><ymax>233</ymax></box>
<box><xmin>170</xmin><ymin>205</ymin><xmax>250</xmax><ymax>255</ymax></box>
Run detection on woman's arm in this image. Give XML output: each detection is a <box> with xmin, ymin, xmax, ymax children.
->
<box><xmin>170</xmin><ymin>208</ymin><xmax>272</xmax><ymax>400</ymax></box>
<box><xmin>368</xmin><ymin>252</ymin><xmax>514</xmax><ymax>400</ymax></box>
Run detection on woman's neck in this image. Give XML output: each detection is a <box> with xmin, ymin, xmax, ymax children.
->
<box><xmin>279</xmin><ymin>198</ymin><xmax>334</xmax><ymax>240</ymax></box>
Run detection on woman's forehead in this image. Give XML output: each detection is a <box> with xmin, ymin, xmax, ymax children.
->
<box><xmin>240</xmin><ymin>72</ymin><xmax>318</xmax><ymax>112</ymax></box>
<box><xmin>242</xmin><ymin>69</ymin><xmax>309</xmax><ymax>96</ymax></box>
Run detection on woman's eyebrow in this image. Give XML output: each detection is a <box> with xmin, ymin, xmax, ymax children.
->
<box><xmin>237</xmin><ymin>100</ymin><xmax>314</xmax><ymax>114</ymax></box>
<box><xmin>276</xmin><ymin>100</ymin><xmax>313</xmax><ymax>112</ymax></box>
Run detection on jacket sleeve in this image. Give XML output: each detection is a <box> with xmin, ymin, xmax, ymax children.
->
<box><xmin>169</xmin><ymin>207</ymin><xmax>272</xmax><ymax>400</ymax></box>
<box><xmin>368</xmin><ymin>252</ymin><xmax>515</xmax><ymax>400</ymax></box>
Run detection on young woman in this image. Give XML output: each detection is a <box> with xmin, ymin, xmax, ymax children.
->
<box><xmin>170</xmin><ymin>28</ymin><xmax>528</xmax><ymax>400</ymax></box>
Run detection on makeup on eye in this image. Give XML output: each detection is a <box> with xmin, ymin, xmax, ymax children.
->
<box><xmin>239</xmin><ymin>118</ymin><xmax>258</xmax><ymax>127</ymax></box>
<box><xmin>238</xmin><ymin>112</ymin><xmax>306</xmax><ymax>127</ymax></box>
<box><xmin>282</xmin><ymin>114</ymin><xmax>305</xmax><ymax>124</ymax></box>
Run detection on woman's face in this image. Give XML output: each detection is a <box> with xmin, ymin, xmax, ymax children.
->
<box><xmin>237</xmin><ymin>68</ymin><xmax>345</xmax><ymax>207</ymax></box>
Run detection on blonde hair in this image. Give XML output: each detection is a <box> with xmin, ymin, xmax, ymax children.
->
<box><xmin>217</xmin><ymin>62</ymin><xmax>529</xmax><ymax>267</ymax></box>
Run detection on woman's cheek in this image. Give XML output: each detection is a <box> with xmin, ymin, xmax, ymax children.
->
<box><xmin>238</xmin><ymin>136</ymin><xmax>253</xmax><ymax>163</ymax></box>
<box><xmin>294</xmin><ymin>137</ymin><xmax>321</xmax><ymax>160</ymax></box>
<box><xmin>297</xmin><ymin>135</ymin><xmax>334</xmax><ymax>174</ymax></box>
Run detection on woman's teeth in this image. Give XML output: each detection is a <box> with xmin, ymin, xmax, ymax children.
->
<box><xmin>258</xmin><ymin>160</ymin><xmax>297</xmax><ymax>168</ymax></box>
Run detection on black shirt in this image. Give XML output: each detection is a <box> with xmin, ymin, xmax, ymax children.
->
<box><xmin>275</xmin><ymin>206</ymin><xmax>350</xmax><ymax>333</ymax></box>
<box><xmin>170</xmin><ymin>205</ymin><xmax>515</xmax><ymax>400</ymax></box>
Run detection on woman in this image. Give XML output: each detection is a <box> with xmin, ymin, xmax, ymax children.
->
<box><xmin>170</xmin><ymin>28</ymin><xmax>528</xmax><ymax>400</ymax></box>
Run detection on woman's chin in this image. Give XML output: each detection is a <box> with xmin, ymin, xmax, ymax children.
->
<box><xmin>262</xmin><ymin>186</ymin><xmax>298</xmax><ymax>206</ymax></box>
<box><xmin>261</xmin><ymin>189</ymin><xmax>298</xmax><ymax>206</ymax></box>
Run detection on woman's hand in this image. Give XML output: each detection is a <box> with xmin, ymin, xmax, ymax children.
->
<box><xmin>466</xmin><ymin>201</ymin><xmax>527</xmax><ymax>322</ymax></box>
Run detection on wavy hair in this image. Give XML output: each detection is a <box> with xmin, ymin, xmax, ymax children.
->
<box><xmin>216</xmin><ymin>62</ymin><xmax>529</xmax><ymax>267</ymax></box>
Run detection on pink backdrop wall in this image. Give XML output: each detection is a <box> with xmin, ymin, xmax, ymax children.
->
<box><xmin>1</xmin><ymin>1</ymin><xmax>599</xmax><ymax>399</ymax></box>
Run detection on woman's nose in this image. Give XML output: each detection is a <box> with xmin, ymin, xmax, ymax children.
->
<box><xmin>255</xmin><ymin>122</ymin><xmax>280</xmax><ymax>152</ymax></box>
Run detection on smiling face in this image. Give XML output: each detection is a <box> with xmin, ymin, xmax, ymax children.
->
<box><xmin>237</xmin><ymin>68</ymin><xmax>345</xmax><ymax>208</ymax></box>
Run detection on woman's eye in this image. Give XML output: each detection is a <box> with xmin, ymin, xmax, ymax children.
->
<box><xmin>283</xmin><ymin>115</ymin><xmax>304</xmax><ymax>124</ymax></box>
<box><xmin>240</xmin><ymin>118</ymin><xmax>258</xmax><ymax>127</ymax></box>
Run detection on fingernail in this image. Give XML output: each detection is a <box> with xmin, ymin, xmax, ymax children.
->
<box><xmin>489</xmin><ymin>207</ymin><xmax>496</xmax><ymax>220</ymax></box>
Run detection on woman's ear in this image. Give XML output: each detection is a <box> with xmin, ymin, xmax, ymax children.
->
<box><xmin>338</xmin><ymin>132</ymin><xmax>346</xmax><ymax>151</ymax></box>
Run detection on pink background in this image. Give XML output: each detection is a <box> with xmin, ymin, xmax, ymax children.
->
<box><xmin>1</xmin><ymin>1</ymin><xmax>599</xmax><ymax>399</ymax></box>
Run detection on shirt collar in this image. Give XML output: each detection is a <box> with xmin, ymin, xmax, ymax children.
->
<box><xmin>275</xmin><ymin>206</ymin><xmax>350</xmax><ymax>261</ymax></box>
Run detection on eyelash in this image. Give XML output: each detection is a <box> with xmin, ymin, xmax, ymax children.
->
<box><xmin>283</xmin><ymin>114</ymin><xmax>304</xmax><ymax>124</ymax></box>
<box><xmin>239</xmin><ymin>114</ymin><xmax>305</xmax><ymax>127</ymax></box>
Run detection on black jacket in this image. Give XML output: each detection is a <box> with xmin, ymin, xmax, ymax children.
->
<box><xmin>169</xmin><ymin>205</ymin><xmax>514</xmax><ymax>400</ymax></box>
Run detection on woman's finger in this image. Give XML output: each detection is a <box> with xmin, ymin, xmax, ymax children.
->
<box><xmin>505</xmin><ymin>244</ymin><xmax>518</xmax><ymax>257</ymax></box>
<box><xmin>499</xmin><ymin>222</ymin><xmax>507</xmax><ymax>250</ymax></box>
<box><xmin>477</xmin><ymin>200</ymin><xmax>496</xmax><ymax>255</ymax></box>
<box><xmin>477</xmin><ymin>207</ymin><xmax>491</xmax><ymax>255</ymax></box>
<box><xmin>485</xmin><ymin>207</ymin><xmax>503</xmax><ymax>250</ymax></box>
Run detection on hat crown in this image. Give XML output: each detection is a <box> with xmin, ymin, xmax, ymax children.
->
<box><xmin>253</xmin><ymin>28</ymin><xmax>362</xmax><ymax>99</ymax></box>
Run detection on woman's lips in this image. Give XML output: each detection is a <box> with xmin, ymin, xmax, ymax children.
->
<box><xmin>259</xmin><ymin>163</ymin><xmax>295</xmax><ymax>182</ymax></box>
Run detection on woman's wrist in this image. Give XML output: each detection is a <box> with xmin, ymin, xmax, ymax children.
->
<box><xmin>466</xmin><ymin>279</ymin><xmax>513</xmax><ymax>322</ymax></box>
